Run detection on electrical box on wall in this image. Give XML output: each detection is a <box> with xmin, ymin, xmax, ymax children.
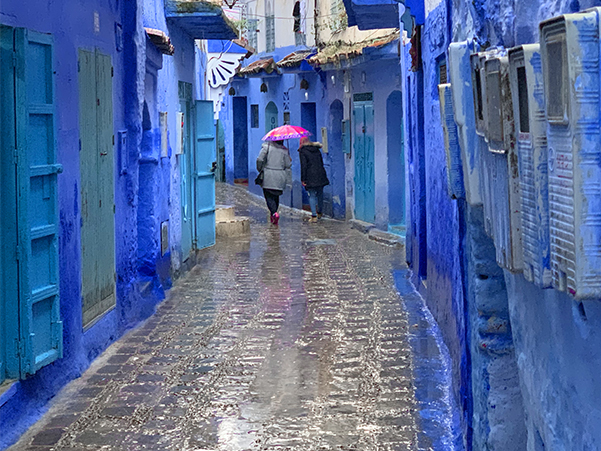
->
<box><xmin>470</xmin><ymin>50</ymin><xmax>497</xmax><ymax>239</ymax></box>
<box><xmin>484</xmin><ymin>54</ymin><xmax>523</xmax><ymax>272</ymax></box>
<box><xmin>448</xmin><ymin>41</ymin><xmax>482</xmax><ymax>206</ymax></box>
<box><xmin>541</xmin><ymin>8</ymin><xmax>601</xmax><ymax>298</ymax></box>
<box><xmin>176</xmin><ymin>111</ymin><xmax>184</xmax><ymax>155</ymax></box>
<box><xmin>509</xmin><ymin>44</ymin><xmax>552</xmax><ymax>288</ymax></box>
<box><xmin>438</xmin><ymin>83</ymin><xmax>465</xmax><ymax>199</ymax></box>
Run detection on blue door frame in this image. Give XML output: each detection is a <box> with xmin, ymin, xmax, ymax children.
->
<box><xmin>193</xmin><ymin>100</ymin><xmax>216</xmax><ymax>250</ymax></box>
<box><xmin>353</xmin><ymin>95</ymin><xmax>375</xmax><ymax>223</ymax></box>
<box><xmin>179</xmin><ymin>82</ymin><xmax>194</xmax><ymax>259</ymax></box>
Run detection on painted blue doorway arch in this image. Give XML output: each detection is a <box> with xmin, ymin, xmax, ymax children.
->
<box><xmin>387</xmin><ymin>90</ymin><xmax>405</xmax><ymax>234</ymax></box>
<box><xmin>329</xmin><ymin>100</ymin><xmax>346</xmax><ymax>219</ymax></box>
<box><xmin>353</xmin><ymin>94</ymin><xmax>375</xmax><ymax>223</ymax></box>
<box><xmin>265</xmin><ymin>101</ymin><xmax>278</xmax><ymax>133</ymax></box>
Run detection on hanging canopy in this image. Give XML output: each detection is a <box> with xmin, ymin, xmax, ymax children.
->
<box><xmin>164</xmin><ymin>0</ymin><xmax>238</xmax><ymax>40</ymax></box>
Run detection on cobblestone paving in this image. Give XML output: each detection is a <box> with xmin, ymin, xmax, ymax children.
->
<box><xmin>12</xmin><ymin>184</ymin><xmax>421</xmax><ymax>451</ymax></box>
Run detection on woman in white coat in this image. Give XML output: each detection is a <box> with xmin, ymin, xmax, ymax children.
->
<box><xmin>256</xmin><ymin>140</ymin><xmax>292</xmax><ymax>225</ymax></box>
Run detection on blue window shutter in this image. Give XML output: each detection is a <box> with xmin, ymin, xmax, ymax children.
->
<box><xmin>94</xmin><ymin>50</ymin><xmax>116</xmax><ymax>324</ymax></box>
<box><xmin>193</xmin><ymin>100</ymin><xmax>216</xmax><ymax>250</ymax></box>
<box><xmin>79</xmin><ymin>49</ymin><xmax>116</xmax><ymax>328</ymax></box>
<box><xmin>14</xmin><ymin>28</ymin><xmax>62</xmax><ymax>377</ymax></box>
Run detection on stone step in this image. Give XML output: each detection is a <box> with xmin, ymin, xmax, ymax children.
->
<box><xmin>216</xmin><ymin>216</ymin><xmax>250</xmax><ymax>237</ymax></box>
<box><xmin>215</xmin><ymin>205</ymin><xmax>235</xmax><ymax>222</ymax></box>
<box><xmin>368</xmin><ymin>228</ymin><xmax>404</xmax><ymax>249</ymax></box>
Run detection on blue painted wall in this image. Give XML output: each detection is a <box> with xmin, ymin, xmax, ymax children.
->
<box><xmin>222</xmin><ymin>46</ymin><xmax>403</xmax><ymax>225</ymax></box>
<box><xmin>0</xmin><ymin>0</ymin><xmax>209</xmax><ymax>447</ymax></box>
<box><xmin>406</xmin><ymin>0</ymin><xmax>601</xmax><ymax>450</ymax></box>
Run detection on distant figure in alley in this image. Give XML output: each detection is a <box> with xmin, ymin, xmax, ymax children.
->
<box><xmin>299</xmin><ymin>136</ymin><xmax>330</xmax><ymax>223</ymax></box>
<box><xmin>256</xmin><ymin>140</ymin><xmax>292</xmax><ymax>225</ymax></box>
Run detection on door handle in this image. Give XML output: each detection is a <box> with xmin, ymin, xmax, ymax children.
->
<box><xmin>100</xmin><ymin>152</ymin><xmax>108</xmax><ymax>156</ymax></box>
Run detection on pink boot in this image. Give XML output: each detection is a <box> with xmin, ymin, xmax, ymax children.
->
<box><xmin>272</xmin><ymin>212</ymin><xmax>279</xmax><ymax>225</ymax></box>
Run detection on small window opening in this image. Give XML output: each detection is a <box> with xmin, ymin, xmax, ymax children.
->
<box><xmin>474</xmin><ymin>69</ymin><xmax>484</xmax><ymax>121</ymax></box>
<box><xmin>251</xmin><ymin>104</ymin><xmax>259</xmax><ymax>128</ymax></box>
<box><xmin>545</xmin><ymin>36</ymin><xmax>568</xmax><ymax>123</ymax></box>
<box><xmin>517</xmin><ymin>66</ymin><xmax>530</xmax><ymax>133</ymax></box>
<box><xmin>486</xmin><ymin>70</ymin><xmax>504</xmax><ymax>142</ymax></box>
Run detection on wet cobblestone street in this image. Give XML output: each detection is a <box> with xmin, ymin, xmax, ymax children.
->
<box><xmin>12</xmin><ymin>184</ymin><xmax>425</xmax><ymax>451</ymax></box>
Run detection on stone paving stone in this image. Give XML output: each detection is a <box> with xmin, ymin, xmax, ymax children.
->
<box><xmin>9</xmin><ymin>183</ymin><xmax>428</xmax><ymax>451</ymax></box>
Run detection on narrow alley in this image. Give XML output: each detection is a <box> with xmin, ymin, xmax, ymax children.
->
<box><xmin>9</xmin><ymin>184</ymin><xmax>449</xmax><ymax>451</ymax></box>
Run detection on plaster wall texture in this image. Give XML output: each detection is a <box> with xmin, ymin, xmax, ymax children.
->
<box><xmin>415</xmin><ymin>1</ymin><xmax>601</xmax><ymax>450</ymax></box>
<box><xmin>0</xmin><ymin>0</ymin><xmax>129</xmax><ymax>447</ymax></box>
<box><xmin>415</xmin><ymin>1</ymin><xmax>529</xmax><ymax>449</ymax></box>
<box><xmin>0</xmin><ymin>0</ymin><xmax>209</xmax><ymax>447</ymax></box>
<box><xmin>141</xmin><ymin>0</ymin><xmax>204</xmax><ymax>277</ymax></box>
<box><xmin>505</xmin><ymin>272</ymin><xmax>601</xmax><ymax>451</ymax></box>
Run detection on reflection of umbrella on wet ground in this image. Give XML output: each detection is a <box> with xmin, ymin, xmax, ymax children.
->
<box><xmin>262</xmin><ymin>125</ymin><xmax>311</xmax><ymax>141</ymax></box>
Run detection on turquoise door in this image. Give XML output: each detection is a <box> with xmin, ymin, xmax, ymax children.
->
<box><xmin>353</xmin><ymin>97</ymin><xmax>375</xmax><ymax>223</ymax></box>
<box><xmin>193</xmin><ymin>100</ymin><xmax>216</xmax><ymax>250</ymax></box>
<box><xmin>79</xmin><ymin>49</ymin><xmax>116</xmax><ymax>328</ymax></box>
<box><xmin>0</xmin><ymin>27</ymin><xmax>62</xmax><ymax>379</ymax></box>
<box><xmin>179</xmin><ymin>82</ymin><xmax>193</xmax><ymax>259</ymax></box>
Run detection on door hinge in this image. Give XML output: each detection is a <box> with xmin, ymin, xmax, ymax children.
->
<box><xmin>15</xmin><ymin>244</ymin><xmax>22</xmax><ymax>261</ymax></box>
<box><xmin>79</xmin><ymin>139</ymin><xmax>82</xmax><ymax>152</ymax></box>
<box><xmin>77</xmin><ymin>59</ymin><xmax>80</xmax><ymax>72</ymax></box>
<box><xmin>15</xmin><ymin>339</ymin><xmax>25</xmax><ymax>358</ymax></box>
<box><xmin>14</xmin><ymin>148</ymin><xmax>18</xmax><ymax>164</ymax></box>
<box><xmin>111</xmin><ymin>66</ymin><xmax>114</xmax><ymax>77</ymax></box>
<box><xmin>112</xmin><ymin>135</ymin><xmax>115</xmax><ymax>146</ymax></box>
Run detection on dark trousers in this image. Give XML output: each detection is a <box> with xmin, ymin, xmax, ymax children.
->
<box><xmin>263</xmin><ymin>188</ymin><xmax>282</xmax><ymax>216</ymax></box>
<box><xmin>307</xmin><ymin>186</ymin><xmax>324</xmax><ymax>217</ymax></box>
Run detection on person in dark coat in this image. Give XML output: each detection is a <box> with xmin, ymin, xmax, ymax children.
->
<box><xmin>256</xmin><ymin>140</ymin><xmax>292</xmax><ymax>225</ymax></box>
<box><xmin>299</xmin><ymin>136</ymin><xmax>329</xmax><ymax>222</ymax></box>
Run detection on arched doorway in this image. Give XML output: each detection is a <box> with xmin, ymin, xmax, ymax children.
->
<box><xmin>329</xmin><ymin>100</ymin><xmax>346</xmax><ymax>219</ymax></box>
<box><xmin>265</xmin><ymin>101</ymin><xmax>278</xmax><ymax>134</ymax></box>
<box><xmin>387</xmin><ymin>90</ymin><xmax>405</xmax><ymax>234</ymax></box>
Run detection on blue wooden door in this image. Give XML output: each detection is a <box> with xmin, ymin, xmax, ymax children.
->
<box><xmin>193</xmin><ymin>100</ymin><xmax>216</xmax><ymax>250</ymax></box>
<box><xmin>0</xmin><ymin>25</ymin><xmax>16</xmax><ymax>382</ymax></box>
<box><xmin>353</xmin><ymin>98</ymin><xmax>375</xmax><ymax>223</ymax></box>
<box><xmin>179</xmin><ymin>82</ymin><xmax>193</xmax><ymax>259</ymax></box>
<box><xmin>79</xmin><ymin>49</ymin><xmax>115</xmax><ymax>328</ymax></box>
<box><xmin>15</xmin><ymin>29</ymin><xmax>63</xmax><ymax>376</ymax></box>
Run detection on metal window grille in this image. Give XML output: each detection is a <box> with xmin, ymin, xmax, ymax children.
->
<box><xmin>248</xmin><ymin>19</ymin><xmax>258</xmax><ymax>50</ymax></box>
<box><xmin>266</xmin><ymin>15</ymin><xmax>275</xmax><ymax>52</ymax></box>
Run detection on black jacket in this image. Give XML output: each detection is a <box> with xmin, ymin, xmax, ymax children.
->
<box><xmin>299</xmin><ymin>142</ymin><xmax>329</xmax><ymax>189</ymax></box>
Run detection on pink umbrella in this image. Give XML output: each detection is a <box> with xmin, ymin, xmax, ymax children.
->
<box><xmin>262</xmin><ymin>125</ymin><xmax>311</xmax><ymax>141</ymax></box>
